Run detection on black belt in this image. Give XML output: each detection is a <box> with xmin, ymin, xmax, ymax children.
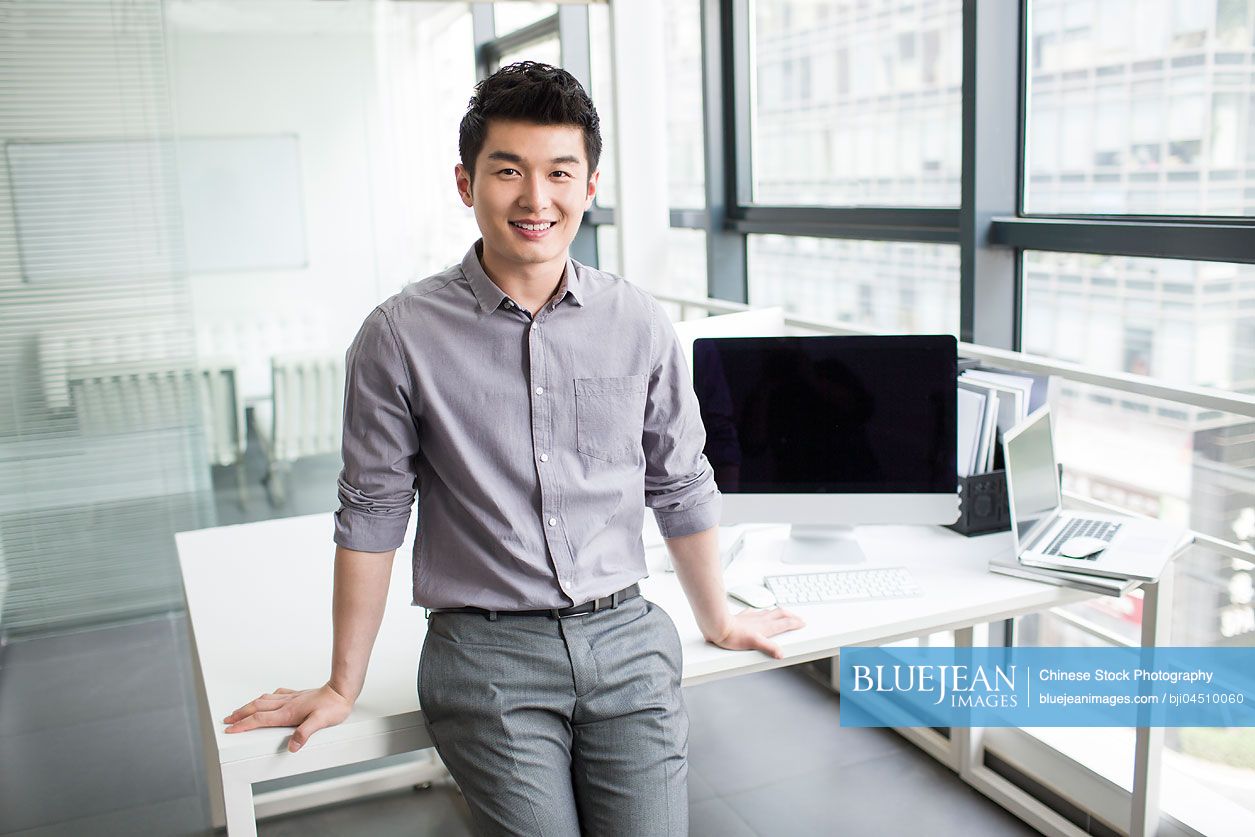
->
<box><xmin>428</xmin><ymin>584</ymin><xmax>640</xmax><ymax>621</ymax></box>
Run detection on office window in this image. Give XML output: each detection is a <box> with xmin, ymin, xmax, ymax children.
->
<box><xmin>664</xmin><ymin>0</ymin><xmax>705</xmax><ymax>208</ymax></box>
<box><xmin>497</xmin><ymin>35</ymin><xmax>561</xmax><ymax>71</ymax></box>
<box><xmin>747</xmin><ymin>236</ymin><xmax>959</xmax><ymax>335</ymax></box>
<box><xmin>493</xmin><ymin>2</ymin><xmax>556</xmax><ymax>35</ymax></box>
<box><xmin>596</xmin><ymin>225</ymin><xmax>620</xmax><ymax>275</ymax></box>
<box><xmin>1022</xmin><ymin>252</ymin><xmax>1255</xmax><ymax>390</ymax></box>
<box><xmin>589</xmin><ymin>1</ymin><xmax>702</xmax><ymax>211</ymax></box>
<box><xmin>666</xmin><ymin>227</ymin><xmax>708</xmax><ymax>300</ymax></box>
<box><xmin>749</xmin><ymin>0</ymin><xmax>963</xmax><ymax>206</ymax></box>
<box><xmin>588</xmin><ymin>2</ymin><xmax>616</xmax><ymax>208</ymax></box>
<box><xmin>1025</xmin><ymin>0</ymin><xmax>1255</xmax><ymax>215</ymax></box>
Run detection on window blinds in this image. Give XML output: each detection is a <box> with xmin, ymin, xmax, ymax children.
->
<box><xmin>0</xmin><ymin>0</ymin><xmax>214</xmax><ymax>635</ymax></box>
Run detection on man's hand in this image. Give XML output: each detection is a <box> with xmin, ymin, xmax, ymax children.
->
<box><xmin>707</xmin><ymin>608</ymin><xmax>805</xmax><ymax>659</ymax></box>
<box><xmin>222</xmin><ymin>682</ymin><xmax>354</xmax><ymax>753</ymax></box>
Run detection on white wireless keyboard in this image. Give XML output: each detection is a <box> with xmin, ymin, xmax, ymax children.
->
<box><xmin>763</xmin><ymin>567</ymin><xmax>921</xmax><ymax>605</ymax></box>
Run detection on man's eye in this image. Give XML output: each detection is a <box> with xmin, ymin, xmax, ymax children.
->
<box><xmin>498</xmin><ymin>168</ymin><xmax>519</xmax><ymax>176</ymax></box>
<box><xmin>552</xmin><ymin>171</ymin><xmax>572</xmax><ymax>178</ymax></box>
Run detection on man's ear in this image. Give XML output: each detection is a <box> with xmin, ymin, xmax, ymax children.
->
<box><xmin>455</xmin><ymin>163</ymin><xmax>474</xmax><ymax>208</ymax></box>
<box><xmin>584</xmin><ymin>168</ymin><xmax>600</xmax><ymax>211</ymax></box>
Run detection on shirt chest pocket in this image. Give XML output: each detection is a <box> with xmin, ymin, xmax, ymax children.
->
<box><xmin>574</xmin><ymin>375</ymin><xmax>648</xmax><ymax>463</ymax></box>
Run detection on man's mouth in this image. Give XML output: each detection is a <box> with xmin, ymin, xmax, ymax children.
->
<box><xmin>510</xmin><ymin>221</ymin><xmax>556</xmax><ymax>231</ymax></box>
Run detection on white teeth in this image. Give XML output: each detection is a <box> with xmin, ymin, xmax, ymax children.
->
<box><xmin>513</xmin><ymin>222</ymin><xmax>553</xmax><ymax>231</ymax></box>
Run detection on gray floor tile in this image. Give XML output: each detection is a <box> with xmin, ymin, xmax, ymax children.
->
<box><xmin>1</xmin><ymin>617</ymin><xmax>172</xmax><ymax>669</ymax></box>
<box><xmin>688</xmin><ymin>763</ymin><xmax>718</xmax><ymax>804</ymax></box>
<box><xmin>0</xmin><ymin>705</ymin><xmax>200</xmax><ymax>832</ymax></box>
<box><xmin>723</xmin><ymin>749</ymin><xmax>1039</xmax><ymax>837</ymax></box>
<box><xmin>208</xmin><ymin>430</ymin><xmax>340</xmax><ymax>528</ymax></box>
<box><xmin>690</xmin><ymin>796</ymin><xmax>757</xmax><ymax>837</ymax></box>
<box><xmin>685</xmin><ymin>666</ymin><xmax>913</xmax><ymax>795</ymax></box>
<box><xmin>2</xmin><ymin>794</ymin><xmax>209</xmax><ymax>837</ymax></box>
<box><xmin>257</xmin><ymin>786</ymin><xmax>473</xmax><ymax>837</ymax></box>
<box><xmin>0</xmin><ymin>632</ymin><xmax>186</xmax><ymax>736</ymax></box>
<box><xmin>0</xmin><ymin>609</ymin><xmax>1054</xmax><ymax>837</ymax></box>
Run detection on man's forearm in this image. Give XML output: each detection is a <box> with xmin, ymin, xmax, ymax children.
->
<box><xmin>665</xmin><ymin>527</ymin><xmax>732</xmax><ymax>643</ymax></box>
<box><xmin>328</xmin><ymin>545</ymin><xmax>396</xmax><ymax>702</ymax></box>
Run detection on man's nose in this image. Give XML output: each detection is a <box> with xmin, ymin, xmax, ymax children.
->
<box><xmin>518</xmin><ymin>174</ymin><xmax>550</xmax><ymax>210</ymax></box>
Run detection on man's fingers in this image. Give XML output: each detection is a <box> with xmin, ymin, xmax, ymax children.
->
<box><xmin>753</xmin><ymin>635</ymin><xmax>784</xmax><ymax>659</ymax></box>
<box><xmin>761</xmin><ymin>612</ymin><xmax>806</xmax><ymax>636</ymax></box>
<box><xmin>223</xmin><ymin>696</ymin><xmax>288</xmax><ymax>724</ymax></box>
<box><xmin>225</xmin><ymin>707</ymin><xmax>290</xmax><ymax>734</ymax></box>
<box><xmin>289</xmin><ymin>715</ymin><xmax>325</xmax><ymax>753</ymax></box>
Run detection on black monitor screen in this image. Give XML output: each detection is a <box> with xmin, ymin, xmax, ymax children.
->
<box><xmin>692</xmin><ymin>335</ymin><xmax>957</xmax><ymax>494</ymax></box>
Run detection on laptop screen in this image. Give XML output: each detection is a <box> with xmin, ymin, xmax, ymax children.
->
<box><xmin>1005</xmin><ymin>409</ymin><xmax>1062</xmax><ymax>549</ymax></box>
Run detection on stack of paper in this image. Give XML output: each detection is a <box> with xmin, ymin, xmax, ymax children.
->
<box><xmin>956</xmin><ymin>367</ymin><xmax>1049</xmax><ymax>476</ymax></box>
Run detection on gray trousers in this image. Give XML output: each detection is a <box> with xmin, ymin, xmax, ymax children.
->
<box><xmin>418</xmin><ymin>595</ymin><xmax>689</xmax><ymax>837</ymax></box>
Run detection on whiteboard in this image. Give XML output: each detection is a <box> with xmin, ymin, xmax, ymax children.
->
<box><xmin>7</xmin><ymin>134</ymin><xmax>307</xmax><ymax>281</ymax></box>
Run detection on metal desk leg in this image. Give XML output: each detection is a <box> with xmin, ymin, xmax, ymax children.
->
<box><xmin>952</xmin><ymin>626</ymin><xmax>983</xmax><ymax>777</ymax></box>
<box><xmin>1131</xmin><ymin>573</ymin><xmax>1173</xmax><ymax>837</ymax></box>
<box><xmin>223</xmin><ymin>773</ymin><xmax>258</xmax><ymax>837</ymax></box>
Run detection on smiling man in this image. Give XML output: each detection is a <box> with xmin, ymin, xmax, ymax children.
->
<box><xmin>223</xmin><ymin>62</ymin><xmax>802</xmax><ymax>836</ymax></box>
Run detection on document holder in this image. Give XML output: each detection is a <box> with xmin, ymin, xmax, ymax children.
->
<box><xmin>945</xmin><ymin>470</ymin><xmax>1011</xmax><ymax>536</ymax></box>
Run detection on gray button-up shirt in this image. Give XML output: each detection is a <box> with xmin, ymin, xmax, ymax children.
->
<box><xmin>333</xmin><ymin>241</ymin><xmax>721</xmax><ymax>610</ymax></box>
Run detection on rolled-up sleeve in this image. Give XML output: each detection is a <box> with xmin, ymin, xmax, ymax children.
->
<box><xmin>333</xmin><ymin>307</ymin><xmax>419</xmax><ymax>552</ymax></box>
<box><xmin>641</xmin><ymin>297</ymin><xmax>722</xmax><ymax>538</ymax></box>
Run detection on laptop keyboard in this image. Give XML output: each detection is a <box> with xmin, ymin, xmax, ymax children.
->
<box><xmin>1042</xmin><ymin>518</ymin><xmax>1122</xmax><ymax>557</ymax></box>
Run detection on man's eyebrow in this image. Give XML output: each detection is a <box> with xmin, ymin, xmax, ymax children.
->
<box><xmin>483</xmin><ymin>151</ymin><xmax>583</xmax><ymax>167</ymax></box>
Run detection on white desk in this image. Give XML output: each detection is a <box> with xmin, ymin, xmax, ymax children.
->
<box><xmin>177</xmin><ymin>514</ymin><xmax>1164</xmax><ymax>837</ymax></box>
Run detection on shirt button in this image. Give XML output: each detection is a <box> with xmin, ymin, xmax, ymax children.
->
<box><xmin>535</xmin><ymin>386</ymin><xmax>544</xmax><ymax>395</ymax></box>
<box><xmin>548</xmin><ymin>517</ymin><xmax>557</xmax><ymax>526</ymax></box>
<box><xmin>539</xmin><ymin>453</ymin><xmax>549</xmax><ymax>462</ymax></box>
<box><xmin>504</xmin><ymin>300</ymin><xmax>514</xmax><ymax>308</ymax></box>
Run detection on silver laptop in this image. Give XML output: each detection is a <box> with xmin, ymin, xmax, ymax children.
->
<box><xmin>1003</xmin><ymin>406</ymin><xmax>1187</xmax><ymax>582</ymax></box>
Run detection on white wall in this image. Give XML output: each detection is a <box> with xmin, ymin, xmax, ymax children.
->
<box><xmin>165</xmin><ymin>1</ymin><xmax>479</xmax><ymax>400</ymax></box>
<box><xmin>168</xmin><ymin>12</ymin><xmax>379</xmax><ymax>397</ymax></box>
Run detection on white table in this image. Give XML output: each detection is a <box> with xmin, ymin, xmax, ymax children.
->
<box><xmin>177</xmin><ymin>514</ymin><xmax>1166</xmax><ymax>836</ymax></box>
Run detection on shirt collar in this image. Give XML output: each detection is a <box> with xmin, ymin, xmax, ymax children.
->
<box><xmin>461</xmin><ymin>240</ymin><xmax>584</xmax><ymax>313</ymax></box>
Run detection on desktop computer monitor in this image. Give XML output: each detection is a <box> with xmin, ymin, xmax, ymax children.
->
<box><xmin>692</xmin><ymin>334</ymin><xmax>959</xmax><ymax>563</ymax></box>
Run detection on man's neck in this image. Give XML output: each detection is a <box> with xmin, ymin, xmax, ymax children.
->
<box><xmin>478</xmin><ymin>245</ymin><xmax>567</xmax><ymax>314</ymax></box>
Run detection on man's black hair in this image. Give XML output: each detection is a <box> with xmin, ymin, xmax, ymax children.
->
<box><xmin>458</xmin><ymin>61</ymin><xmax>602</xmax><ymax>181</ymax></box>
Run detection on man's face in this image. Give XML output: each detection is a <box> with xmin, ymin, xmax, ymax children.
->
<box><xmin>456</xmin><ymin>119</ymin><xmax>598</xmax><ymax>279</ymax></box>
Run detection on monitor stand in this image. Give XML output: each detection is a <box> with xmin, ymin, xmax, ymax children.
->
<box><xmin>780</xmin><ymin>524</ymin><xmax>867</xmax><ymax>565</ymax></box>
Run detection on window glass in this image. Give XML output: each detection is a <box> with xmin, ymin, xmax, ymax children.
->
<box><xmin>1021</xmin><ymin>247</ymin><xmax>1255</xmax><ymax>826</ymax></box>
<box><xmin>596</xmin><ymin>224</ymin><xmax>620</xmax><ymax>275</ymax></box>
<box><xmin>747</xmin><ymin>235</ymin><xmax>959</xmax><ymax>335</ymax></box>
<box><xmin>1025</xmin><ymin>0</ymin><xmax>1255</xmax><ymax>215</ymax></box>
<box><xmin>1021</xmin><ymin>251</ymin><xmax>1255</xmax><ymax>389</ymax></box>
<box><xmin>497</xmin><ymin>35</ymin><xmax>561</xmax><ymax>72</ymax></box>
<box><xmin>493</xmin><ymin>2</ymin><xmax>556</xmax><ymax>35</ymax></box>
<box><xmin>589</xmin><ymin>3</ymin><xmax>616</xmax><ymax>207</ymax></box>
<box><xmin>749</xmin><ymin>0</ymin><xmax>963</xmax><ymax>206</ymax></box>
<box><xmin>664</xmin><ymin>0</ymin><xmax>705</xmax><ymax>208</ymax></box>
<box><xmin>665</xmin><ymin>227</ymin><xmax>707</xmax><ymax>300</ymax></box>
